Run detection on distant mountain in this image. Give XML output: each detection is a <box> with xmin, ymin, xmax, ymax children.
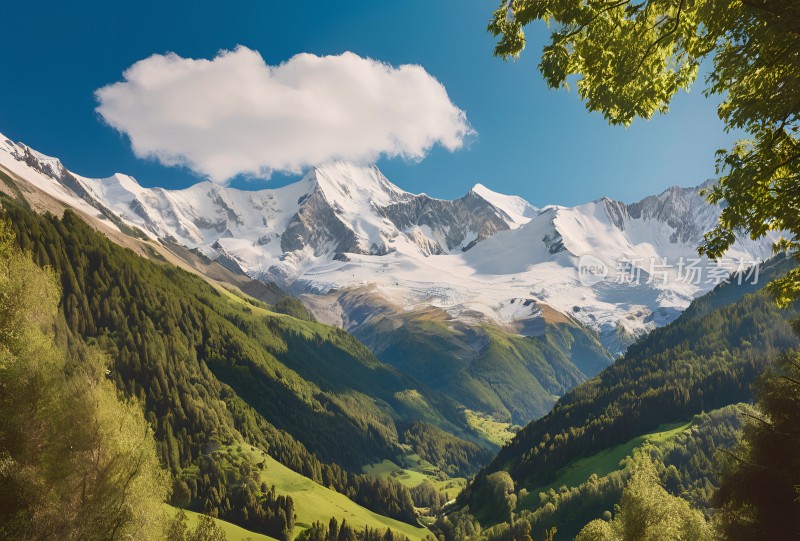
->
<box><xmin>0</xmin><ymin>132</ymin><xmax>774</xmax><ymax>424</ymax></box>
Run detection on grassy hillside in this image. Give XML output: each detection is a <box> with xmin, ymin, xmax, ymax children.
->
<box><xmin>521</xmin><ymin>420</ymin><xmax>691</xmax><ymax>504</ymax></box>
<box><xmin>363</xmin><ymin>459</ymin><xmax>467</xmax><ymax>508</ymax></box>
<box><xmin>518</xmin><ymin>406</ymin><xmax>748</xmax><ymax>540</ymax></box>
<box><xmin>234</xmin><ymin>448</ymin><xmax>431</xmax><ymax>541</ymax></box>
<box><xmin>176</xmin><ymin>507</ymin><xmax>279</xmax><ymax>541</ymax></box>
<box><xmin>461</xmin><ymin>406</ymin><xmax>747</xmax><ymax>540</ymax></box>
<box><xmin>364</xmin><ymin>459</ymin><xmax>436</xmax><ymax>488</ymax></box>
<box><xmin>399</xmin><ymin>422</ymin><xmax>493</xmax><ymax>477</ymax></box>
<box><xmin>464</xmin><ymin>410</ymin><xmax>518</xmax><ymax>447</ymax></box>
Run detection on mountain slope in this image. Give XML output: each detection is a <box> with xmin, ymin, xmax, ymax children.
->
<box><xmin>463</xmin><ymin>254</ymin><xmax>798</xmax><ymax>518</ymax></box>
<box><xmin>0</xmin><ymin>193</ymin><xmax>490</xmax><ymax>536</ymax></box>
<box><xmin>515</xmin><ymin>405</ymin><xmax>749</xmax><ymax>541</ymax></box>
<box><xmin>303</xmin><ymin>287</ymin><xmax>612</xmax><ymax>423</ymax></box>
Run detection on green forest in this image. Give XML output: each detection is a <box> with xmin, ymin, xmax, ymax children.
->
<box><xmin>470</xmin><ymin>255</ymin><xmax>797</xmax><ymax>495</ymax></box>
<box><xmin>0</xmin><ymin>197</ymin><xmax>474</xmax><ymax>538</ymax></box>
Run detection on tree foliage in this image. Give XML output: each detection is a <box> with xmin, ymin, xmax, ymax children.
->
<box><xmin>401</xmin><ymin>422</ymin><xmax>492</xmax><ymax>477</ymax></box>
<box><xmin>295</xmin><ymin>517</ymin><xmax>409</xmax><ymax>541</ymax></box>
<box><xmin>574</xmin><ymin>452</ymin><xmax>712</xmax><ymax>541</ymax></box>
<box><xmin>409</xmin><ymin>479</ymin><xmax>448</xmax><ymax>511</ymax></box>
<box><xmin>428</xmin><ymin>509</ymin><xmax>483</xmax><ymax>541</ymax></box>
<box><xmin>432</xmin><ymin>405</ymin><xmax>743</xmax><ymax>541</ymax></box>
<box><xmin>273</xmin><ymin>297</ymin><xmax>316</xmax><ymax>322</ymax></box>
<box><xmin>508</xmin><ymin>405</ymin><xmax>747</xmax><ymax>540</ymax></box>
<box><xmin>177</xmin><ymin>447</ymin><xmax>296</xmax><ymax>541</ymax></box>
<box><xmin>714</xmin><ymin>350</ymin><xmax>800</xmax><ymax>540</ymax></box>
<box><xmin>0</xmin><ymin>216</ymin><xmax>170</xmax><ymax>540</ymax></box>
<box><xmin>488</xmin><ymin>0</ymin><xmax>800</xmax><ymax>303</ymax></box>
<box><xmin>167</xmin><ymin>510</ymin><xmax>228</xmax><ymax>541</ymax></box>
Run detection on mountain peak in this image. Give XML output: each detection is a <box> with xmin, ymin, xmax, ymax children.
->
<box><xmin>0</xmin><ymin>138</ymin><xmax>68</xmax><ymax>181</ymax></box>
<box><xmin>309</xmin><ymin>161</ymin><xmax>409</xmax><ymax>207</ymax></box>
<box><xmin>469</xmin><ymin>182</ymin><xmax>537</xmax><ymax>227</ymax></box>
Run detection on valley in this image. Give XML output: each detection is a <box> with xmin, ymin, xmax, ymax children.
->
<box><xmin>1</xmin><ymin>129</ymin><xmax>797</xmax><ymax>541</ymax></box>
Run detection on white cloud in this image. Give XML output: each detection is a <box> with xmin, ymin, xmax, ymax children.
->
<box><xmin>95</xmin><ymin>46</ymin><xmax>473</xmax><ymax>182</ymax></box>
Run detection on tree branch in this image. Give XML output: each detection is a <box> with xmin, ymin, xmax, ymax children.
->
<box><xmin>623</xmin><ymin>0</ymin><xmax>686</xmax><ymax>80</ymax></box>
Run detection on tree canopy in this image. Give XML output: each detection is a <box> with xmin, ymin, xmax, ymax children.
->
<box><xmin>0</xmin><ymin>216</ymin><xmax>170</xmax><ymax>540</ymax></box>
<box><xmin>488</xmin><ymin>0</ymin><xmax>800</xmax><ymax>303</ymax></box>
<box><xmin>574</xmin><ymin>451</ymin><xmax>712</xmax><ymax>541</ymax></box>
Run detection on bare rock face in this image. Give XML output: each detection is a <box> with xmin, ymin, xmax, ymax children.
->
<box><xmin>627</xmin><ymin>184</ymin><xmax>718</xmax><ymax>245</ymax></box>
<box><xmin>267</xmin><ymin>163</ymin><xmax>525</xmax><ymax>260</ymax></box>
<box><xmin>281</xmin><ymin>188</ymin><xmax>362</xmax><ymax>255</ymax></box>
<box><xmin>377</xmin><ymin>191</ymin><xmax>512</xmax><ymax>254</ymax></box>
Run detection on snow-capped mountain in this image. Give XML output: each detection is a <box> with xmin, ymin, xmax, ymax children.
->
<box><xmin>0</xmin><ymin>132</ymin><xmax>774</xmax><ymax>354</ymax></box>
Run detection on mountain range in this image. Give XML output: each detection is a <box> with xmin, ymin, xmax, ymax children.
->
<box><xmin>0</xmin><ymin>133</ymin><xmax>775</xmax><ymax>423</ymax></box>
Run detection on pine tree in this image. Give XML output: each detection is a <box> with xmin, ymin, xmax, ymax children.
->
<box><xmin>714</xmin><ymin>351</ymin><xmax>800</xmax><ymax>539</ymax></box>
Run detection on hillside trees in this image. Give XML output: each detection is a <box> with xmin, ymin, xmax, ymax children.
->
<box><xmin>295</xmin><ymin>517</ymin><xmax>410</xmax><ymax>541</ymax></box>
<box><xmin>488</xmin><ymin>0</ymin><xmax>800</xmax><ymax>301</ymax></box>
<box><xmin>471</xmin><ymin>405</ymin><xmax>744</xmax><ymax>540</ymax></box>
<box><xmin>167</xmin><ymin>511</ymin><xmax>228</xmax><ymax>541</ymax></box>
<box><xmin>466</xmin><ymin>258</ymin><xmax>798</xmax><ymax>503</ymax></box>
<box><xmin>486</xmin><ymin>3</ymin><xmax>800</xmax><ymax>531</ymax></box>
<box><xmin>177</xmin><ymin>447</ymin><xmax>296</xmax><ymax>540</ymax></box>
<box><xmin>401</xmin><ymin>422</ymin><xmax>492</xmax><ymax>477</ymax></box>
<box><xmin>0</xmin><ymin>216</ymin><xmax>170</xmax><ymax>540</ymax></box>
<box><xmin>574</xmin><ymin>452</ymin><xmax>712</xmax><ymax>541</ymax></box>
<box><xmin>2</xmin><ymin>198</ymin><xmax>417</xmax><ymax>527</ymax></box>
<box><xmin>428</xmin><ymin>509</ymin><xmax>484</xmax><ymax>541</ymax></box>
<box><xmin>409</xmin><ymin>480</ymin><xmax>448</xmax><ymax>511</ymax></box>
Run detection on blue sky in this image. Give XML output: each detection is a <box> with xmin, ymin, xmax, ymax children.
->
<box><xmin>0</xmin><ymin>0</ymin><xmax>735</xmax><ymax>206</ymax></box>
